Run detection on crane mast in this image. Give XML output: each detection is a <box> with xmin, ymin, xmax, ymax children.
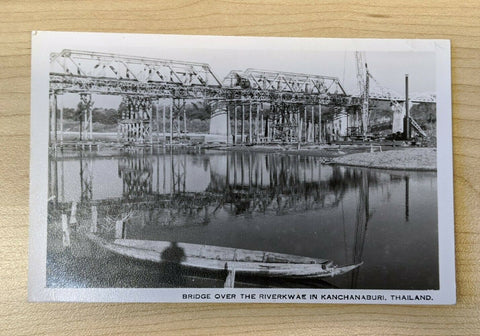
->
<box><xmin>355</xmin><ymin>51</ymin><xmax>370</xmax><ymax>137</ymax></box>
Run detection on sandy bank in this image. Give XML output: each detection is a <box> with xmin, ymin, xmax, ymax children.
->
<box><xmin>218</xmin><ymin>144</ymin><xmax>361</xmax><ymax>158</ymax></box>
<box><xmin>332</xmin><ymin>148</ymin><xmax>437</xmax><ymax>171</ymax></box>
<box><xmin>218</xmin><ymin>146</ymin><xmax>437</xmax><ymax>171</ymax></box>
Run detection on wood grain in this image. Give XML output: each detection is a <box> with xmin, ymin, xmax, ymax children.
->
<box><xmin>1</xmin><ymin>0</ymin><xmax>479</xmax><ymax>335</ymax></box>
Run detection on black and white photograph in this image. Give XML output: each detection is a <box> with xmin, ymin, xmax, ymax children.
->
<box><xmin>29</xmin><ymin>32</ymin><xmax>455</xmax><ymax>304</ymax></box>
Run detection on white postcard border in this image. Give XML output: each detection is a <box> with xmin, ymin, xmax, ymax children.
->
<box><xmin>28</xmin><ymin>31</ymin><xmax>455</xmax><ymax>304</ymax></box>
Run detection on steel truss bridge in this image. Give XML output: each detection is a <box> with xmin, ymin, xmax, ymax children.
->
<box><xmin>49</xmin><ymin>49</ymin><xmax>436</xmax><ymax>146</ymax></box>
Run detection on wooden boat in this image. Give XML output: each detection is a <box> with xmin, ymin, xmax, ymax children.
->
<box><xmin>86</xmin><ymin>233</ymin><xmax>362</xmax><ymax>286</ymax></box>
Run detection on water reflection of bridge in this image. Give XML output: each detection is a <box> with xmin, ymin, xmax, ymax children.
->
<box><xmin>49</xmin><ymin>150</ymin><xmax>424</xmax><ymax>288</ymax></box>
<box><xmin>49</xmin><ymin>151</ymin><xmax>386</xmax><ymax>229</ymax></box>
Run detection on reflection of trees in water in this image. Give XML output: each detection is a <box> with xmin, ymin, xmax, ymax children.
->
<box><xmin>79</xmin><ymin>153</ymin><xmax>93</xmax><ymax>202</ymax></box>
<box><xmin>118</xmin><ymin>155</ymin><xmax>153</xmax><ymax>199</ymax></box>
<box><xmin>350</xmin><ymin>169</ymin><xmax>369</xmax><ymax>288</ymax></box>
<box><xmin>50</xmin><ymin>151</ymin><xmax>415</xmax><ymax>232</ymax></box>
<box><xmin>50</xmin><ymin>152</ymin><xmax>94</xmax><ymax>204</ymax></box>
<box><xmin>48</xmin><ymin>151</ymin><xmax>428</xmax><ymax>289</ymax></box>
<box><xmin>207</xmin><ymin>152</ymin><xmax>382</xmax><ymax>216</ymax></box>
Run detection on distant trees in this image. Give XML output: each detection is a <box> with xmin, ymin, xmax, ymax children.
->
<box><xmin>117</xmin><ymin>101</ymin><xmax>128</xmax><ymax>121</ymax></box>
<box><xmin>410</xmin><ymin>103</ymin><xmax>436</xmax><ymax>124</ymax></box>
<box><xmin>61</xmin><ymin>107</ymin><xmax>77</xmax><ymax>120</ymax></box>
<box><xmin>59</xmin><ymin>100</ymin><xmax>211</xmax><ymax>133</ymax></box>
<box><xmin>60</xmin><ymin>105</ymin><xmax>119</xmax><ymax>125</ymax></box>
<box><xmin>189</xmin><ymin>101</ymin><xmax>211</xmax><ymax>120</ymax></box>
<box><xmin>57</xmin><ymin>98</ymin><xmax>435</xmax><ymax>136</ymax></box>
<box><xmin>92</xmin><ymin>108</ymin><xmax>118</xmax><ymax>124</ymax></box>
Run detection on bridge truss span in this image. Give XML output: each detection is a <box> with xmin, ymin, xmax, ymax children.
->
<box><xmin>223</xmin><ymin>68</ymin><xmax>347</xmax><ymax>95</ymax></box>
<box><xmin>49</xmin><ymin>49</ymin><xmax>354</xmax><ymax>146</ymax></box>
<box><xmin>48</xmin><ymin>49</ymin><xmax>435</xmax><ymax>147</ymax></box>
<box><xmin>50</xmin><ymin>49</ymin><xmax>223</xmax><ymax>88</ymax></box>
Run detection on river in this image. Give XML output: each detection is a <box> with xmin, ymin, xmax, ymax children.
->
<box><xmin>47</xmin><ymin>149</ymin><xmax>438</xmax><ymax>289</ymax></box>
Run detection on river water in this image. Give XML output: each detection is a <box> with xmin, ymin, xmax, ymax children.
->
<box><xmin>47</xmin><ymin>149</ymin><xmax>438</xmax><ymax>289</ymax></box>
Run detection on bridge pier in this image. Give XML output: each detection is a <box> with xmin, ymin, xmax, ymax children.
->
<box><xmin>310</xmin><ymin>106</ymin><xmax>315</xmax><ymax>142</ymax></box>
<box><xmin>49</xmin><ymin>92</ymin><xmax>67</xmax><ymax>147</ymax></box>
<box><xmin>171</xmin><ymin>98</ymin><xmax>188</xmax><ymax>142</ymax></box>
<box><xmin>49</xmin><ymin>93</ymin><xmax>56</xmax><ymax>147</ymax></box>
<box><xmin>79</xmin><ymin>93</ymin><xmax>93</xmax><ymax>141</ymax></box>
<box><xmin>170</xmin><ymin>98</ymin><xmax>173</xmax><ymax>145</ymax></box>
<box><xmin>162</xmin><ymin>99</ymin><xmax>167</xmax><ymax>144</ymax></box>
<box><xmin>233</xmin><ymin>104</ymin><xmax>237</xmax><ymax>145</ymax></box>
<box><xmin>241</xmin><ymin>104</ymin><xmax>244</xmax><ymax>144</ymax></box>
<box><xmin>119</xmin><ymin>95</ymin><xmax>153</xmax><ymax>145</ymax></box>
<box><xmin>260</xmin><ymin>107</ymin><xmax>264</xmax><ymax>143</ymax></box>
<box><xmin>248</xmin><ymin>103</ymin><xmax>253</xmax><ymax>144</ymax></box>
<box><xmin>226</xmin><ymin>102</ymin><xmax>230</xmax><ymax>145</ymax></box>
<box><xmin>318</xmin><ymin>104</ymin><xmax>322</xmax><ymax>143</ymax></box>
<box><xmin>303</xmin><ymin>106</ymin><xmax>307</xmax><ymax>143</ymax></box>
<box><xmin>58</xmin><ymin>94</ymin><xmax>63</xmax><ymax>145</ymax></box>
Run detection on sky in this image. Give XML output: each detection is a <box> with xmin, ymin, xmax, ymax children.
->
<box><xmin>50</xmin><ymin>34</ymin><xmax>436</xmax><ymax>109</ymax></box>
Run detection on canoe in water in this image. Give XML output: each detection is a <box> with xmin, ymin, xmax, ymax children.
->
<box><xmin>86</xmin><ymin>233</ymin><xmax>362</xmax><ymax>279</ymax></box>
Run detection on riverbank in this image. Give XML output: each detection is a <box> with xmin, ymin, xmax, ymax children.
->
<box><xmin>52</xmin><ymin>134</ymin><xmax>437</xmax><ymax>171</ymax></box>
<box><xmin>332</xmin><ymin>148</ymin><xmax>437</xmax><ymax>171</ymax></box>
<box><xmin>219</xmin><ymin>144</ymin><xmax>369</xmax><ymax>158</ymax></box>
<box><xmin>218</xmin><ymin>145</ymin><xmax>437</xmax><ymax>171</ymax></box>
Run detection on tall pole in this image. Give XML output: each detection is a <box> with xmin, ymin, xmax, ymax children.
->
<box><xmin>177</xmin><ymin>102</ymin><xmax>181</xmax><ymax>138</ymax></box>
<box><xmin>183</xmin><ymin>99</ymin><xmax>187</xmax><ymax>136</ymax></box>
<box><xmin>297</xmin><ymin>110</ymin><xmax>302</xmax><ymax>149</ymax></box>
<box><xmin>79</xmin><ymin>97</ymin><xmax>83</xmax><ymax>141</ymax></box>
<box><xmin>303</xmin><ymin>105</ymin><xmax>307</xmax><ymax>143</ymax></box>
<box><xmin>150</xmin><ymin>100</ymin><xmax>153</xmax><ymax>145</ymax></box>
<box><xmin>163</xmin><ymin>146</ymin><xmax>166</xmax><ymax>193</ymax></box>
<box><xmin>265</xmin><ymin>114</ymin><xmax>269</xmax><ymax>141</ymax></box>
<box><xmin>289</xmin><ymin>105</ymin><xmax>293</xmax><ymax>143</ymax></box>
<box><xmin>405</xmin><ymin>74</ymin><xmax>410</xmax><ymax>139</ymax></box>
<box><xmin>273</xmin><ymin>109</ymin><xmax>277</xmax><ymax>140</ymax></box>
<box><xmin>362</xmin><ymin>64</ymin><xmax>370</xmax><ymax>137</ymax></box>
<box><xmin>226</xmin><ymin>103</ymin><xmax>230</xmax><ymax>145</ymax></box>
<box><xmin>256</xmin><ymin>104</ymin><xmax>260</xmax><ymax>143</ymax></box>
<box><xmin>260</xmin><ymin>107</ymin><xmax>264</xmax><ymax>143</ymax></box>
<box><xmin>163</xmin><ymin>100</ymin><xmax>166</xmax><ymax>144</ymax></box>
<box><xmin>318</xmin><ymin>104</ymin><xmax>322</xmax><ymax>143</ymax></box>
<box><xmin>273</xmin><ymin>112</ymin><xmax>276</xmax><ymax>141</ymax></box>
<box><xmin>311</xmin><ymin>106</ymin><xmax>314</xmax><ymax>142</ymax></box>
<box><xmin>49</xmin><ymin>93</ymin><xmax>54</xmax><ymax>146</ymax></box>
<box><xmin>156</xmin><ymin>154</ymin><xmax>160</xmax><ymax>194</ymax></box>
<box><xmin>241</xmin><ymin>104</ymin><xmax>245</xmax><ymax>144</ymax></box>
<box><xmin>170</xmin><ymin>149</ymin><xmax>174</xmax><ymax>195</ymax></box>
<box><xmin>59</xmin><ymin>94</ymin><xmax>63</xmax><ymax>145</ymax></box>
<box><xmin>54</xmin><ymin>94</ymin><xmax>58</xmax><ymax>144</ymax></box>
<box><xmin>89</xmin><ymin>98</ymin><xmax>93</xmax><ymax>141</ymax></box>
<box><xmin>170</xmin><ymin>98</ymin><xmax>173</xmax><ymax>146</ymax></box>
<box><xmin>249</xmin><ymin>103</ymin><xmax>252</xmax><ymax>144</ymax></box>
<box><xmin>234</xmin><ymin>104</ymin><xmax>237</xmax><ymax>145</ymax></box>
<box><xmin>155</xmin><ymin>99</ymin><xmax>159</xmax><ymax>142</ymax></box>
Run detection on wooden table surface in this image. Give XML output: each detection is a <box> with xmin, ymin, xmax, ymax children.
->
<box><xmin>1</xmin><ymin>1</ymin><xmax>479</xmax><ymax>335</ymax></box>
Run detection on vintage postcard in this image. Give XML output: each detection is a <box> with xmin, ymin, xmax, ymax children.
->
<box><xmin>29</xmin><ymin>31</ymin><xmax>455</xmax><ymax>304</ymax></box>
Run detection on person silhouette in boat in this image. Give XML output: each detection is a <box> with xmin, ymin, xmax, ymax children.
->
<box><xmin>159</xmin><ymin>242</ymin><xmax>186</xmax><ymax>287</ymax></box>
